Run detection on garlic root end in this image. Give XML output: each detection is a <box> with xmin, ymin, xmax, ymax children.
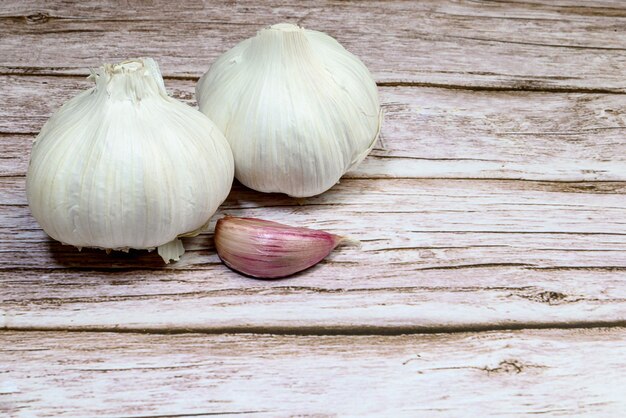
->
<box><xmin>157</xmin><ymin>238</ymin><xmax>185</xmax><ymax>264</ymax></box>
<box><xmin>336</xmin><ymin>235</ymin><xmax>361</xmax><ymax>249</ymax></box>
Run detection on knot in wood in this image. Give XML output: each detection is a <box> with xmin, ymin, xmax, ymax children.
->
<box><xmin>535</xmin><ymin>290</ymin><xmax>568</xmax><ymax>305</ymax></box>
<box><xmin>26</xmin><ymin>12</ymin><xmax>49</xmax><ymax>24</ymax></box>
<box><xmin>484</xmin><ymin>360</ymin><xmax>525</xmax><ymax>374</ymax></box>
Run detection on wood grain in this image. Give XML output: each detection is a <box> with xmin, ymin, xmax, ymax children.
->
<box><xmin>2</xmin><ymin>178</ymin><xmax>625</xmax><ymax>266</ymax></box>
<box><xmin>1</xmin><ymin>1</ymin><xmax>626</xmax><ymax>92</ymax></box>
<box><xmin>2</xmin><ymin>179</ymin><xmax>625</xmax><ymax>331</ymax></box>
<box><xmin>0</xmin><ymin>0</ymin><xmax>624</xmax><ymax>332</ymax></box>
<box><xmin>2</xmin><ymin>76</ymin><xmax>625</xmax><ymax>181</ymax></box>
<box><xmin>3</xmin><ymin>267</ymin><xmax>626</xmax><ymax>332</ymax></box>
<box><xmin>2</xmin><ymin>1</ymin><xmax>626</xmax><ymax>415</ymax></box>
<box><xmin>2</xmin><ymin>328</ymin><xmax>626</xmax><ymax>416</ymax></box>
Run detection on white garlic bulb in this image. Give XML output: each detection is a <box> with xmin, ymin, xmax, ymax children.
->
<box><xmin>196</xmin><ymin>23</ymin><xmax>381</xmax><ymax>197</ymax></box>
<box><xmin>26</xmin><ymin>58</ymin><xmax>234</xmax><ymax>263</ymax></box>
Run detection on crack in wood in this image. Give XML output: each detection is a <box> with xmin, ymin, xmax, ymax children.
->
<box><xmin>407</xmin><ymin>230</ymin><xmax>626</xmax><ymax>236</ymax></box>
<box><xmin>4</xmin><ymin>173</ymin><xmax>626</xmax><ymax>186</ymax></box>
<box><xmin>421</xmin><ymin>359</ymin><xmax>548</xmax><ymax>374</ymax></box>
<box><xmin>1</xmin><ymin>71</ymin><xmax>625</xmax><ymax>94</ymax></box>
<box><xmin>450</xmin><ymin>34</ymin><xmax>626</xmax><ymax>51</ymax></box>
<box><xmin>512</xmin><ymin>290</ymin><xmax>578</xmax><ymax>305</ymax></box>
<box><xmin>0</xmin><ymin>285</ymin><xmax>548</xmax><ymax>305</ymax></box>
<box><xmin>1</xmin><ymin>263</ymin><xmax>624</xmax><ymax>273</ymax></box>
<box><xmin>486</xmin><ymin>0</ymin><xmax>626</xmax><ymax>17</ymax></box>
<box><xmin>3</xmin><ymin>323</ymin><xmax>626</xmax><ymax>336</ymax></box>
<box><xmin>116</xmin><ymin>411</ymin><xmax>268</xmax><ymax>418</ymax></box>
<box><xmin>375</xmin><ymin>81</ymin><xmax>626</xmax><ymax>94</ymax></box>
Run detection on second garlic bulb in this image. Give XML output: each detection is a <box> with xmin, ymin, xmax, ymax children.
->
<box><xmin>196</xmin><ymin>23</ymin><xmax>381</xmax><ymax>197</ymax></box>
<box><xmin>26</xmin><ymin>58</ymin><xmax>234</xmax><ymax>262</ymax></box>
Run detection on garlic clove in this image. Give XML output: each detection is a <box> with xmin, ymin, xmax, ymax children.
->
<box><xmin>214</xmin><ymin>216</ymin><xmax>358</xmax><ymax>279</ymax></box>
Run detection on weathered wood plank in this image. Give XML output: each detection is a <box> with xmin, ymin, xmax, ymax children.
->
<box><xmin>1</xmin><ymin>328</ymin><xmax>625</xmax><ymax>416</ymax></box>
<box><xmin>2</xmin><ymin>266</ymin><xmax>626</xmax><ymax>331</ymax></box>
<box><xmin>1</xmin><ymin>178</ymin><xmax>625</xmax><ymax>331</ymax></box>
<box><xmin>1</xmin><ymin>0</ymin><xmax>625</xmax><ymax>364</ymax></box>
<box><xmin>1</xmin><ymin>5</ymin><xmax>624</xmax><ymax>416</ymax></box>
<box><xmin>2</xmin><ymin>178</ymin><xmax>625</xmax><ymax>268</ymax></box>
<box><xmin>1</xmin><ymin>1</ymin><xmax>626</xmax><ymax>91</ymax></box>
<box><xmin>2</xmin><ymin>77</ymin><xmax>625</xmax><ymax>181</ymax></box>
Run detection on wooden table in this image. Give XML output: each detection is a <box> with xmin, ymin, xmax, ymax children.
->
<box><xmin>2</xmin><ymin>1</ymin><xmax>626</xmax><ymax>416</ymax></box>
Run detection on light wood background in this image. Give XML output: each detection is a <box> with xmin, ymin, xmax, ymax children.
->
<box><xmin>1</xmin><ymin>0</ymin><xmax>626</xmax><ymax>416</ymax></box>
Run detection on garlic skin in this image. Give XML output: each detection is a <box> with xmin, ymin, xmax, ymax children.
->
<box><xmin>196</xmin><ymin>23</ymin><xmax>381</xmax><ymax>197</ymax></box>
<box><xmin>214</xmin><ymin>216</ymin><xmax>357</xmax><ymax>278</ymax></box>
<box><xmin>26</xmin><ymin>58</ymin><xmax>234</xmax><ymax>263</ymax></box>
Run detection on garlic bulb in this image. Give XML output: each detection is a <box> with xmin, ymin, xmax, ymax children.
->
<box><xmin>26</xmin><ymin>58</ymin><xmax>234</xmax><ymax>263</ymax></box>
<box><xmin>196</xmin><ymin>23</ymin><xmax>381</xmax><ymax>197</ymax></box>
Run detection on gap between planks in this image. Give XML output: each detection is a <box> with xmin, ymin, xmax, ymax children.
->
<box><xmin>3</xmin><ymin>321</ymin><xmax>626</xmax><ymax>336</ymax></box>
<box><xmin>2</xmin><ymin>71</ymin><xmax>626</xmax><ymax>95</ymax></box>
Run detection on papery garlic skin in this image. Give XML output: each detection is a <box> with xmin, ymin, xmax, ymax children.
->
<box><xmin>26</xmin><ymin>58</ymin><xmax>234</xmax><ymax>262</ymax></box>
<box><xmin>196</xmin><ymin>23</ymin><xmax>381</xmax><ymax>197</ymax></box>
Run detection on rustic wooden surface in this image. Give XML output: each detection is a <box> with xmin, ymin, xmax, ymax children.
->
<box><xmin>3</xmin><ymin>328</ymin><xmax>626</xmax><ymax>416</ymax></box>
<box><xmin>1</xmin><ymin>0</ymin><xmax>625</xmax><ymax>416</ymax></box>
